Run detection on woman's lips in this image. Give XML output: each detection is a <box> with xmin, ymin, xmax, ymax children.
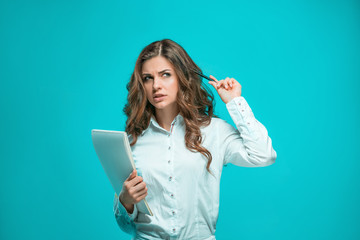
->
<box><xmin>154</xmin><ymin>95</ymin><xmax>166</xmax><ymax>102</ymax></box>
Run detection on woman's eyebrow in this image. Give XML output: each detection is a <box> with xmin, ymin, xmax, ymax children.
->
<box><xmin>142</xmin><ymin>69</ymin><xmax>171</xmax><ymax>75</ymax></box>
<box><xmin>158</xmin><ymin>69</ymin><xmax>171</xmax><ymax>74</ymax></box>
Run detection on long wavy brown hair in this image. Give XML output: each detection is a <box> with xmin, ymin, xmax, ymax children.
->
<box><xmin>124</xmin><ymin>39</ymin><xmax>217</xmax><ymax>174</ymax></box>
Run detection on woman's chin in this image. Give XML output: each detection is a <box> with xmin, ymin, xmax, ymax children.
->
<box><xmin>151</xmin><ymin>101</ymin><xmax>178</xmax><ymax>112</ymax></box>
<box><xmin>154</xmin><ymin>104</ymin><xmax>167</xmax><ymax>110</ymax></box>
<box><xmin>153</xmin><ymin>103</ymin><xmax>176</xmax><ymax>111</ymax></box>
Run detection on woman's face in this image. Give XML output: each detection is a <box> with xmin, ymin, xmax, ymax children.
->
<box><xmin>142</xmin><ymin>56</ymin><xmax>179</xmax><ymax>112</ymax></box>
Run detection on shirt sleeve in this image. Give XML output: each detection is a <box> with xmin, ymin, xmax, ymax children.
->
<box><xmin>113</xmin><ymin>192</ymin><xmax>138</xmax><ymax>235</ymax></box>
<box><xmin>221</xmin><ymin>96</ymin><xmax>277</xmax><ymax>167</ymax></box>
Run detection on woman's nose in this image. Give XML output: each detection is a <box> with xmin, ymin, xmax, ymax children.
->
<box><xmin>152</xmin><ymin>77</ymin><xmax>161</xmax><ymax>90</ymax></box>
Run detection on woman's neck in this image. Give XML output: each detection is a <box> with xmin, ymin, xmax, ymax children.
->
<box><xmin>155</xmin><ymin>107</ymin><xmax>180</xmax><ymax>131</ymax></box>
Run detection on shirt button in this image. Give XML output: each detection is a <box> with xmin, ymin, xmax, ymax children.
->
<box><xmin>172</xmin><ymin>228</ymin><xmax>176</xmax><ymax>232</ymax></box>
<box><xmin>169</xmin><ymin>176</ymin><xmax>173</xmax><ymax>181</ymax></box>
<box><xmin>170</xmin><ymin>193</ymin><xmax>174</xmax><ymax>198</ymax></box>
<box><xmin>172</xmin><ymin>211</ymin><xmax>175</xmax><ymax>215</ymax></box>
<box><xmin>247</xmin><ymin>122</ymin><xmax>250</xmax><ymax>125</ymax></box>
<box><xmin>168</xmin><ymin>160</ymin><xmax>171</xmax><ymax>164</ymax></box>
<box><xmin>168</xmin><ymin>146</ymin><xmax>171</xmax><ymax>150</ymax></box>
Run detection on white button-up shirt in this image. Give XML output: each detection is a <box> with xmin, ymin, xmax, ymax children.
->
<box><xmin>113</xmin><ymin>96</ymin><xmax>277</xmax><ymax>240</ymax></box>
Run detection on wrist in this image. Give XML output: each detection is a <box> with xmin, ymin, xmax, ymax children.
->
<box><xmin>225</xmin><ymin>95</ymin><xmax>242</xmax><ymax>104</ymax></box>
<box><xmin>119</xmin><ymin>193</ymin><xmax>134</xmax><ymax>214</ymax></box>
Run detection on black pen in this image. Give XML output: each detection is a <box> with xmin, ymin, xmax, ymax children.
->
<box><xmin>191</xmin><ymin>68</ymin><xmax>216</xmax><ymax>82</ymax></box>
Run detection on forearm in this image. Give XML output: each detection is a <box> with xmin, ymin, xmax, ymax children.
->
<box><xmin>113</xmin><ymin>193</ymin><xmax>138</xmax><ymax>235</ymax></box>
<box><xmin>223</xmin><ymin>96</ymin><xmax>277</xmax><ymax>167</ymax></box>
<box><xmin>119</xmin><ymin>194</ymin><xmax>134</xmax><ymax>214</ymax></box>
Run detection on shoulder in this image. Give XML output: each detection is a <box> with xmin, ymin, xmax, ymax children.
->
<box><xmin>209</xmin><ymin>116</ymin><xmax>232</xmax><ymax>127</ymax></box>
<box><xmin>207</xmin><ymin>116</ymin><xmax>238</xmax><ymax>135</ymax></box>
<box><xmin>210</xmin><ymin>116</ymin><xmax>225</xmax><ymax>124</ymax></box>
<box><xmin>200</xmin><ymin>116</ymin><xmax>234</xmax><ymax>133</ymax></box>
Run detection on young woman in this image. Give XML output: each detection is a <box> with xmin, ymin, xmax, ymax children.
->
<box><xmin>113</xmin><ymin>39</ymin><xmax>277</xmax><ymax>240</ymax></box>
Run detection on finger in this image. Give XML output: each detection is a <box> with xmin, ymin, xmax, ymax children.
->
<box><xmin>209</xmin><ymin>75</ymin><xmax>219</xmax><ymax>82</ymax></box>
<box><xmin>128</xmin><ymin>175</ymin><xmax>144</xmax><ymax>187</ymax></box>
<box><xmin>127</xmin><ymin>169</ymin><xmax>137</xmax><ymax>181</ymax></box>
<box><xmin>217</xmin><ymin>80</ymin><xmax>226</xmax><ymax>89</ymax></box>
<box><xmin>228</xmin><ymin>78</ymin><xmax>233</xmax><ymax>88</ymax></box>
<box><xmin>133</xmin><ymin>181</ymin><xmax>147</xmax><ymax>192</ymax></box>
<box><xmin>134</xmin><ymin>192</ymin><xmax>148</xmax><ymax>203</ymax></box>
<box><xmin>232</xmin><ymin>78</ymin><xmax>241</xmax><ymax>87</ymax></box>
<box><xmin>228</xmin><ymin>78</ymin><xmax>233</xmax><ymax>89</ymax></box>
<box><xmin>208</xmin><ymin>81</ymin><xmax>218</xmax><ymax>90</ymax></box>
<box><xmin>224</xmin><ymin>77</ymin><xmax>231</xmax><ymax>89</ymax></box>
<box><xmin>133</xmin><ymin>186</ymin><xmax>147</xmax><ymax>198</ymax></box>
<box><xmin>231</xmin><ymin>78</ymin><xmax>235</xmax><ymax>88</ymax></box>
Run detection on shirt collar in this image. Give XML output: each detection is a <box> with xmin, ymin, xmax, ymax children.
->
<box><xmin>141</xmin><ymin>113</ymin><xmax>183</xmax><ymax>136</ymax></box>
<box><xmin>150</xmin><ymin>113</ymin><xmax>183</xmax><ymax>127</ymax></box>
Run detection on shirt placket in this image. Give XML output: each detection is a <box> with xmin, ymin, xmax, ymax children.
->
<box><xmin>167</xmin><ymin>119</ymin><xmax>178</xmax><ymax>238</ymax></box>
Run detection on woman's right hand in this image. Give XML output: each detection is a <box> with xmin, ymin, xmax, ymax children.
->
<box><xmin>119</xmin><ymin>169</ymin><xmax>148</xmax><ymax>213</ymax></box>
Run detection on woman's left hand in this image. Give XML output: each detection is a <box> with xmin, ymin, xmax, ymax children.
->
<box><xmin>208</xmin><ymin>75</ymin><xmax>242</xmax><ymax>104</ymax></box>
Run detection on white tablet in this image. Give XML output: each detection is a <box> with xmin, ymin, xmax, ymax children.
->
<box><xmin>91</xmin><ymin>129</ymin><xmax>153</xmax><ymax>216</ymax></box>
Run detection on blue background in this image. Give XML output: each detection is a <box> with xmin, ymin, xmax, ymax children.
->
<box><xmin>1</xmin><ymin>0</ymin><xmax>359</xmax><ymax>239</ymax></box>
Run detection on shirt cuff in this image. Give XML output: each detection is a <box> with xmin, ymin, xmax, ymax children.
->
<box><xmin>113</xmin><ymin>193</ymin><xmax>138</xmax><ymax>221</ymax></box>
<box><xmin>225</xmin><ymin>96</ymin><xmax>258</xmax><ymax>136</ymax></box>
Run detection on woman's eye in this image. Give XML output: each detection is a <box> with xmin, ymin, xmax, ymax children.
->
<box><xmin>143</xmin><ymin>76</ymin><xmax>151</xmax><ymax>81</ymax></box>
<box><xmin>163</xmin><ymin>73</ymin><xmax>171</xmax><ymax>77</ymax></box>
